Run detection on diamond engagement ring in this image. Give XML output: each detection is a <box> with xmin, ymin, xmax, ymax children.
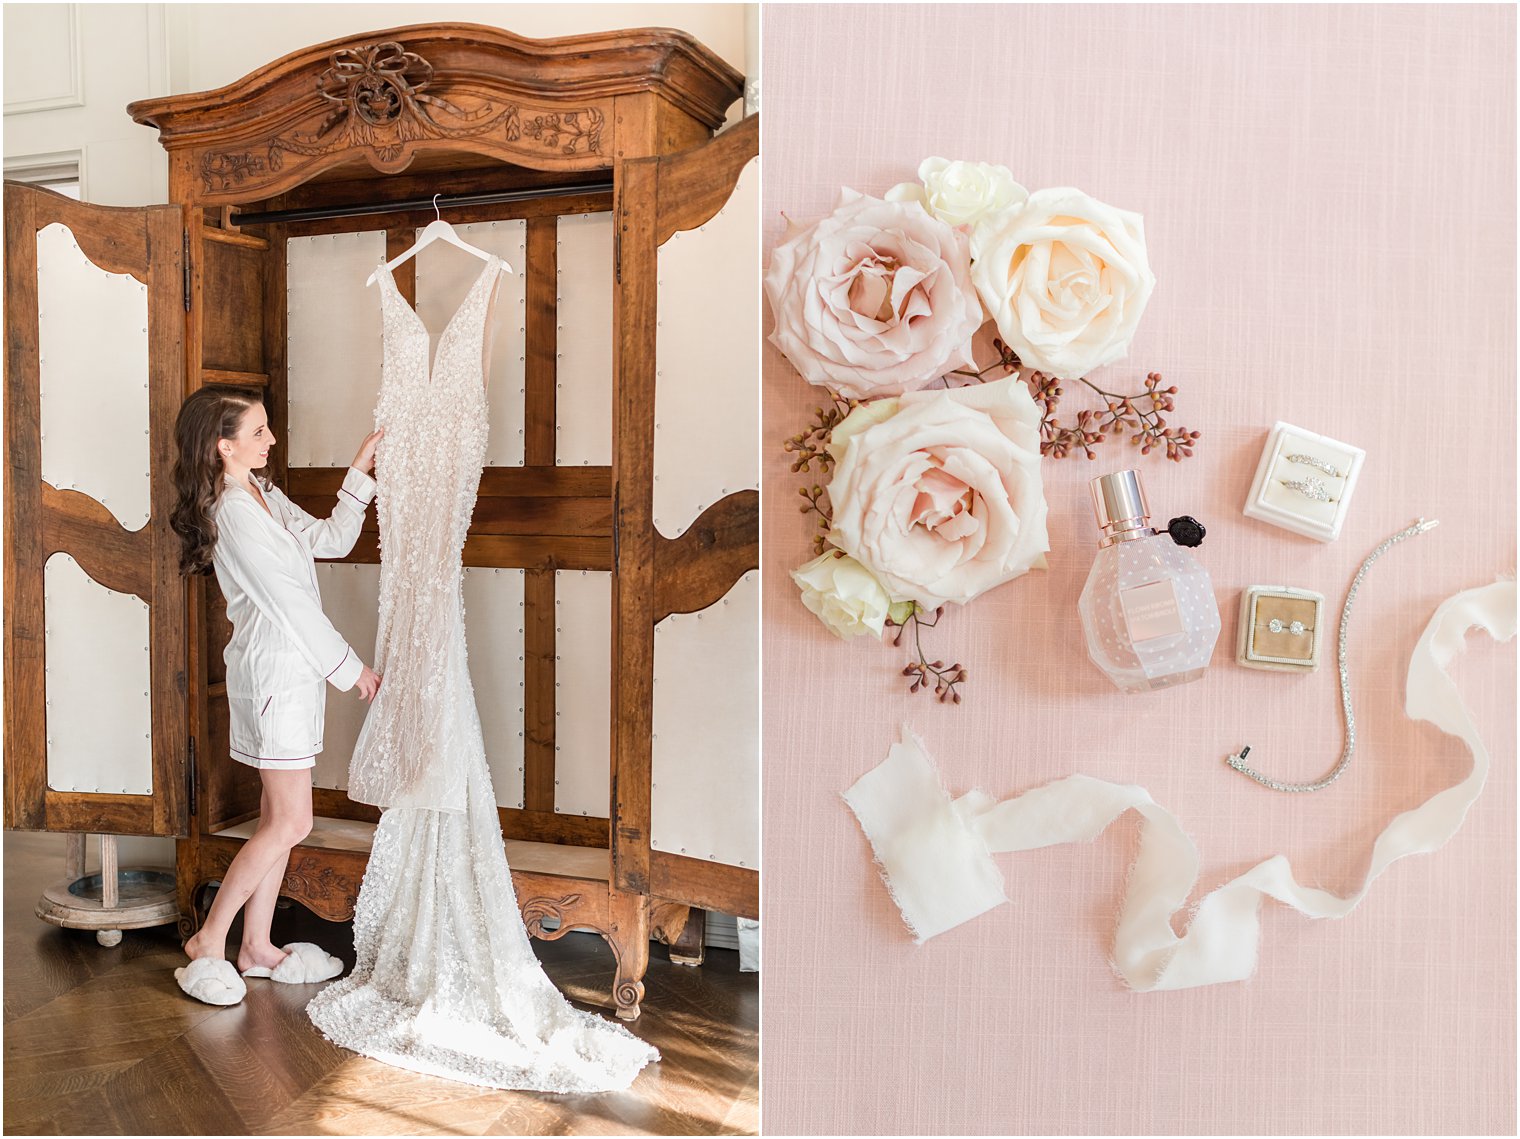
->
<box><xmin>1266</xmin><ymin>618</ymin><xmax>1306</xmax><ymax>636</ymax></box>
<box><xmin>1281</xmin><ymin>475</ymin><xmax>1335</xmax><ymax>502</ymax></box>
<box><xmin>1286</xmin><ymin>453</ymin><xmax>1343</xmax><ymax>478</ymax></box>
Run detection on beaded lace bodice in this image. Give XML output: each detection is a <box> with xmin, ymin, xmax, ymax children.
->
<box><xmin>306</xmin><ymin>254</ymin><xmax>658</xmax><ymax>1092</ymax></box>
<box><xmin>346</xmin><ymin>255</ymin><xmax>499</xmax><ymax>813</ymax></box>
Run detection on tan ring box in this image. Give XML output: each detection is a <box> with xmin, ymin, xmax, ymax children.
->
<box><xmin>1237</xmin><ymin>586</ymin><xmax>1324</xmax><ymax>672</ymax></box>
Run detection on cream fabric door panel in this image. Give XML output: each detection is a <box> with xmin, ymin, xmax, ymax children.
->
<box><xmin>653</xmin><ymin>155</ymin><xmax>760</xmax><ymax>538</ymax></box>
<box><xmin>462</xmin><ymin>567</ymin><xmax>526</xmax><ymax>810</ymax></box>
<box><xmin>44</xmin><ymin>553</ymin><xmax>153</xmax><ymax>795</ymax></box>
<box><xmin>316</xmin><ymin>563</ymin><xmax>526</xmax><ymax>809</ymax></box>
<box><xmin>651</xmin><ymin>569</ymin><xmax>759</xmax><ymax>869</ymax></box>
<box><xmin>415</xmin><ymin>221</ymin><xmax>527</xmax><ymax>468</ymax></box>
<box><xmin>37</xmin><ymin>221</ymin><xmax>150</xmax><ymax>531</ymax></box>
<box><xmin>314</xmin><ymin>562</ymin><xmax>378</xmax><ymax>792</ymax></box>
<box><xmin>554</xmin><ymin>212</ymin><xmax>613</xmax><ymax>467</ymax></box>
<box><xmin>286</xmin><ymin>230</ymin><xmax>385</xmax><ymax>467</ymax></box>
<box><xmin>554</xmin><ymin>569</ymin><xmax>611</xmax><ymax>817</ymax></box>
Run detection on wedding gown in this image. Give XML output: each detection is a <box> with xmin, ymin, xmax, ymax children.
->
<box><xmin>305</xmin><ymin>254</ymin><xmax>659</xmax><ymax>1092</ymax></box>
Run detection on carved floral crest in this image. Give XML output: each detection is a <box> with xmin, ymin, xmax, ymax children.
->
<box><xmin>317</xmin><ymin>42</ymin><xmax>434</xmax><ymax>126</ymax></box>
<box><xmin>200</xmin><ymin>39</ymin><xmax>606</xmax><ymax>192</ymax></box>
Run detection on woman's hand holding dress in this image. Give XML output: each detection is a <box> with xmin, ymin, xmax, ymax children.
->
<box><xmin>352</xmin><ymin>428</ymin><xmax>385</xmax><ymax>475</ymax></box>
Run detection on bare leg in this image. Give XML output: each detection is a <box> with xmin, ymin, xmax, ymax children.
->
<box><xmin>235</xmin><ymin>787</ymin><xmax>294</xmax><ymax>973</ymax></box>
<box><xmin>184</xmin><ymin>768</ymin><xmax>312</xmax><ymax>963</ymax></box>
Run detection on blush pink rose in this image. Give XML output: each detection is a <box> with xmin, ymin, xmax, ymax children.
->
<box><xmin>826</xmin><ymin>376</ymin><xmax>1049</xmax><ymax>609</ymax></box>
<box><xmin>765</xmin><ymin>189</ymin><xmax>985</xmax><ymax>400</ymax></box>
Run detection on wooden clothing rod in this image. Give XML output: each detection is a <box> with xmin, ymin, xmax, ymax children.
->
<box><xmin>230</xmin><ymin>181</ymin><xmax>615</xmax><ymax>226</ymax></box>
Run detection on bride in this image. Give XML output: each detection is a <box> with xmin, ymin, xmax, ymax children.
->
<box><xmin>305</xmin><ymin>252</ymin><xmax>657</xmax><ymax>1092</ymax></box>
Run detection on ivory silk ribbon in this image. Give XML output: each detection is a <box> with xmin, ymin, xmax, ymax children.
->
<box><xmin>843</xmin><ymin>579</ymin><xmax>1516</xmax><ymax>990</ymax></box>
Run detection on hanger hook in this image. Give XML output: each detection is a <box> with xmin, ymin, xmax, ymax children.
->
<box><xmin>432</xmin><ymin>193</ymin><xmax>442</xmax><ymax>221</ymax></box>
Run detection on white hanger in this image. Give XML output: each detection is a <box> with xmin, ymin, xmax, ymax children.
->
<box><xmin>365</xmin><ymin>194</ymin><xmax>516</xmax><ymax>287</ymax></box>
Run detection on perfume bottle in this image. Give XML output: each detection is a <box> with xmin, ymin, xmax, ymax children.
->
<box><xmin>1077</xmin><ymin>470</ymin><xmax>1221</xmax><ymax>693</ymax></box>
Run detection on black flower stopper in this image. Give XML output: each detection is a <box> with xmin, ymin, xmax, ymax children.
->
<box><xmin>1167</xmin><ymin>516</ymin><xmax>1206</xmax><ymax>547</ymax></box>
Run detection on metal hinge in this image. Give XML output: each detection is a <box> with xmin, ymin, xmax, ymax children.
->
<box><xmin>611</xmin><ymin>482</ymin><xmax>620</xmax><ymax>570</ymax></box>
<box><xmin>182</xmin><ymin>229</ymin><xmax>191</xmax><ymax>312</ymax></box>
<box><xmin>187</xmin><ymin>733</ymin><xmax>197</xmax><ymax>818</ymax></box>
<box><xmin>613</xmin><ymin>187</ymin><xmax>622</xmax><ymax>284</ymax></box>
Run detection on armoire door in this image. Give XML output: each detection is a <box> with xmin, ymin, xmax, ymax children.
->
<box><xmin>611</xmin><ymin>114</ymin><xmax>761</xmax><ymax>919</ymax></box>
<box><xmin>3</xmin><ymin>182</ymin><xmax>190</xmax><ymax>837</ymax></box>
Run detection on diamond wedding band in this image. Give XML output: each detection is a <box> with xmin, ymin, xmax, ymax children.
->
<box><xmin>1286</xmin><ymin>453</ymin><xmax>1343</xmax><ymax>478</ymax></box>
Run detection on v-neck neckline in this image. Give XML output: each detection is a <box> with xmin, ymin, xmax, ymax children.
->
<box><xmin>225</xmin><ymin>475</ymin><xmax>276</xmax><ymax>522</ymax></box>
<box><xmin>378</xmin><ymin>254</ymin><xmax>500</xmax><ymax>383</ymax></box>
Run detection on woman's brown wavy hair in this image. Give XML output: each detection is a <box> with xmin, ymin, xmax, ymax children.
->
<box><xmin>169</xmin><ymin>385</ymin><xmax>273</xmax><ymax>576</ymax></box>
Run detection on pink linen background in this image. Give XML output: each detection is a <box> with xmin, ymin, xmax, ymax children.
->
<box><xmin>759</xmin><ymin>5</ymin><xmax>1516</xmax><ymax>1136</ymax></box>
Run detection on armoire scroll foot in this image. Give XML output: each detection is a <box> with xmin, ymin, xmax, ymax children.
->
<box><xmin>4</xmin><ymin>22</ymin><xmax>759</xmax><ymax>1022</ymax></box>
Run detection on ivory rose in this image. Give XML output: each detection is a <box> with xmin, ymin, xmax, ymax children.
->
<box><xmin>826</xmin><ymin>376</ymin><xmax>1049</xmax><ymax>610</ymax></box>
<box><xmin>970</xmin><ymin>187</ymin><xmax>1156</xmax><ymax>381</ymax></box>
<box><xmin>765</xmin><ymin>189</ymin><xmax>984</xmax><ymax>400</ymax></box>
<box><xmin>886</xmin><ymin>157</ymin><xmax>1028</xmax><ymax>229</ymax></box>
<box><xmin>791</xmin><ymin>551</ymin><xmax>894</xmax><ymax>640</ymax></box>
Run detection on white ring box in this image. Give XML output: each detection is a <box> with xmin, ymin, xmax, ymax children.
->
<box><xmin>1237</xmin><ymin>585</ymin><xmax>1324</xmax><ymax>672</ymax></box>
<box><xmin>1243</xmin><ymin>421</ymin><xmax>1365</xmax><ymax>542</ymax></box>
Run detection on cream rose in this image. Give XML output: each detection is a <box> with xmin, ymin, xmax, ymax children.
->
<box><xmin>791</xmin><ymin>551</ymin><xmax>894</xmax><ymax>639</ymax></box>
<box><xmin>765</xmin><ymin>189</ymin><xmax>984</xmax><ymax>400</ymax></box>
<box><xmin>826</xmin><ymin>376</ymin><xmax>1049</xmax><ymax>609</ymax></box>
<box><xmin>886</xmin><ymin>157</ymin><xmax>1028</xmax><ymax>229</ymax></box>
<box><xmin>970</xmin><ymin>187</ymin><xmax>1156</xmax><ymax>381</ymax></box>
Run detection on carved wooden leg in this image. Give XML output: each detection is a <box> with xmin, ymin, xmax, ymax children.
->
<box><xmin>177</xmin><ymin>881</ymin><xmax>209</xmax><ymax>942</ymax></box>
<box><xmin>649</xmin><ymin>901</ymin><xmax>706</xmax><ymax>966</ymax></box>
<box><xmin>175</xmin><ymin>837</ymin><xmax>202</xmax><ymax>942</ymax></box>
<box><xmin>608</xmin><ymin>888</ymin><xmax>649</xmax><ymax>1021</ymax></box>
<box><xmin>649</xmin><ymin>901</ymin><xmax>689</xmax><ymax>946</ymax></box>
<box><xmin>669</xmin><ymin>907</ymin><xmax>706</xmax><ymax>967</ymax></box>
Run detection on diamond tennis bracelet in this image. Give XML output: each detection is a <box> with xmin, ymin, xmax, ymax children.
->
<box><xmin>1226</xmin><ymin>518</ymin><xmax>1440</xmax><ymax>793</ymax></box>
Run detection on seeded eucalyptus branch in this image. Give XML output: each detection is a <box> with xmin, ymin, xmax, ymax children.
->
<box><xmin>952</xmin><ymin>338</ymin><xmax>1200</xmax><ymax>461</ymax></box>
<box><xmin>886</xmin><ymin>604</ymin><xmax>967</xmax><ymax>704</ymax></box>
<box><xmin>796</xmin><ymin>484</ymin><xmax>832</xmax><ymax>556</ymax></box>
<box><xmin>781</xmin><ymin>397</ymin><xmax>856</xmax><ymax>475</ymax></box>
<box><xmin>946</xmin><ymin>336</ymin><xmax>1022</xmax><ymax>385</ymax></box>
<box><xmin>1025</xmin><ymin>366</ymin><xmax>1200</xmax><ymax>461</ymax></box>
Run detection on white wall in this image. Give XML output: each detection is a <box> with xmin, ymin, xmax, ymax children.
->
<box><xmin>166</xmin><ymin>4</ymin><xmax>748</xmax><ymax>96</ymax></box>
<box><xmin>3</xmin><ymin>3</ymin><xmax>171</xmax><ymax>202</ymax></box>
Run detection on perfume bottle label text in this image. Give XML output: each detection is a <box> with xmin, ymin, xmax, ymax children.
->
<box><xmin>1120</xmin><ymin>579</ymin><xmax>1185</xmax><ymax>643</ymax></box>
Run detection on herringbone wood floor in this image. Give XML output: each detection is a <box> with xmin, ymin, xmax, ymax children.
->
<box><xmin>3</xmin><ymin>830</ymin><xmax>758</xmax><ymax>1136</ymax></box>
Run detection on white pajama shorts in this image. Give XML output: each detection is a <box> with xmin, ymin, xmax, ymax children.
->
<box><xmin>227</xmin><ymin>679</ymin><xmax>326</xmax><ymax>770</ymax></box>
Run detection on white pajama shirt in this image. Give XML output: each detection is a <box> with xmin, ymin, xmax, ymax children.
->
<box><xmin>211</xmin><ymin>466</ymin><xmax>376</xmax><ymax>770</ymax></box>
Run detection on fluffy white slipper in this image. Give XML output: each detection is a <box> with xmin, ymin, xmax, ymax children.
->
<box><xmin>242</xmin><ymin>941</ymin><xmax>343</xmax><ymax>984</ymax></box>
<box><xmin>174</xmin><ymin>957</ymin><xmax>246</xmax><ymax>1006</ymax></box>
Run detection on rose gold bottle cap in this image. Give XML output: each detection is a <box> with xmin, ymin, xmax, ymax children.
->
<box><xmin>1091</xmin><ymin>469</ymin><xmax>1156</xmax><ymax>547</ymax></box>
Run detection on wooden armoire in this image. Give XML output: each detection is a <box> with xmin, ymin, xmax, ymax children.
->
<box><xmin>3</xmin><ymin>23</ymin><xmax>759</xmax><ymax>1020</ymax></box>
